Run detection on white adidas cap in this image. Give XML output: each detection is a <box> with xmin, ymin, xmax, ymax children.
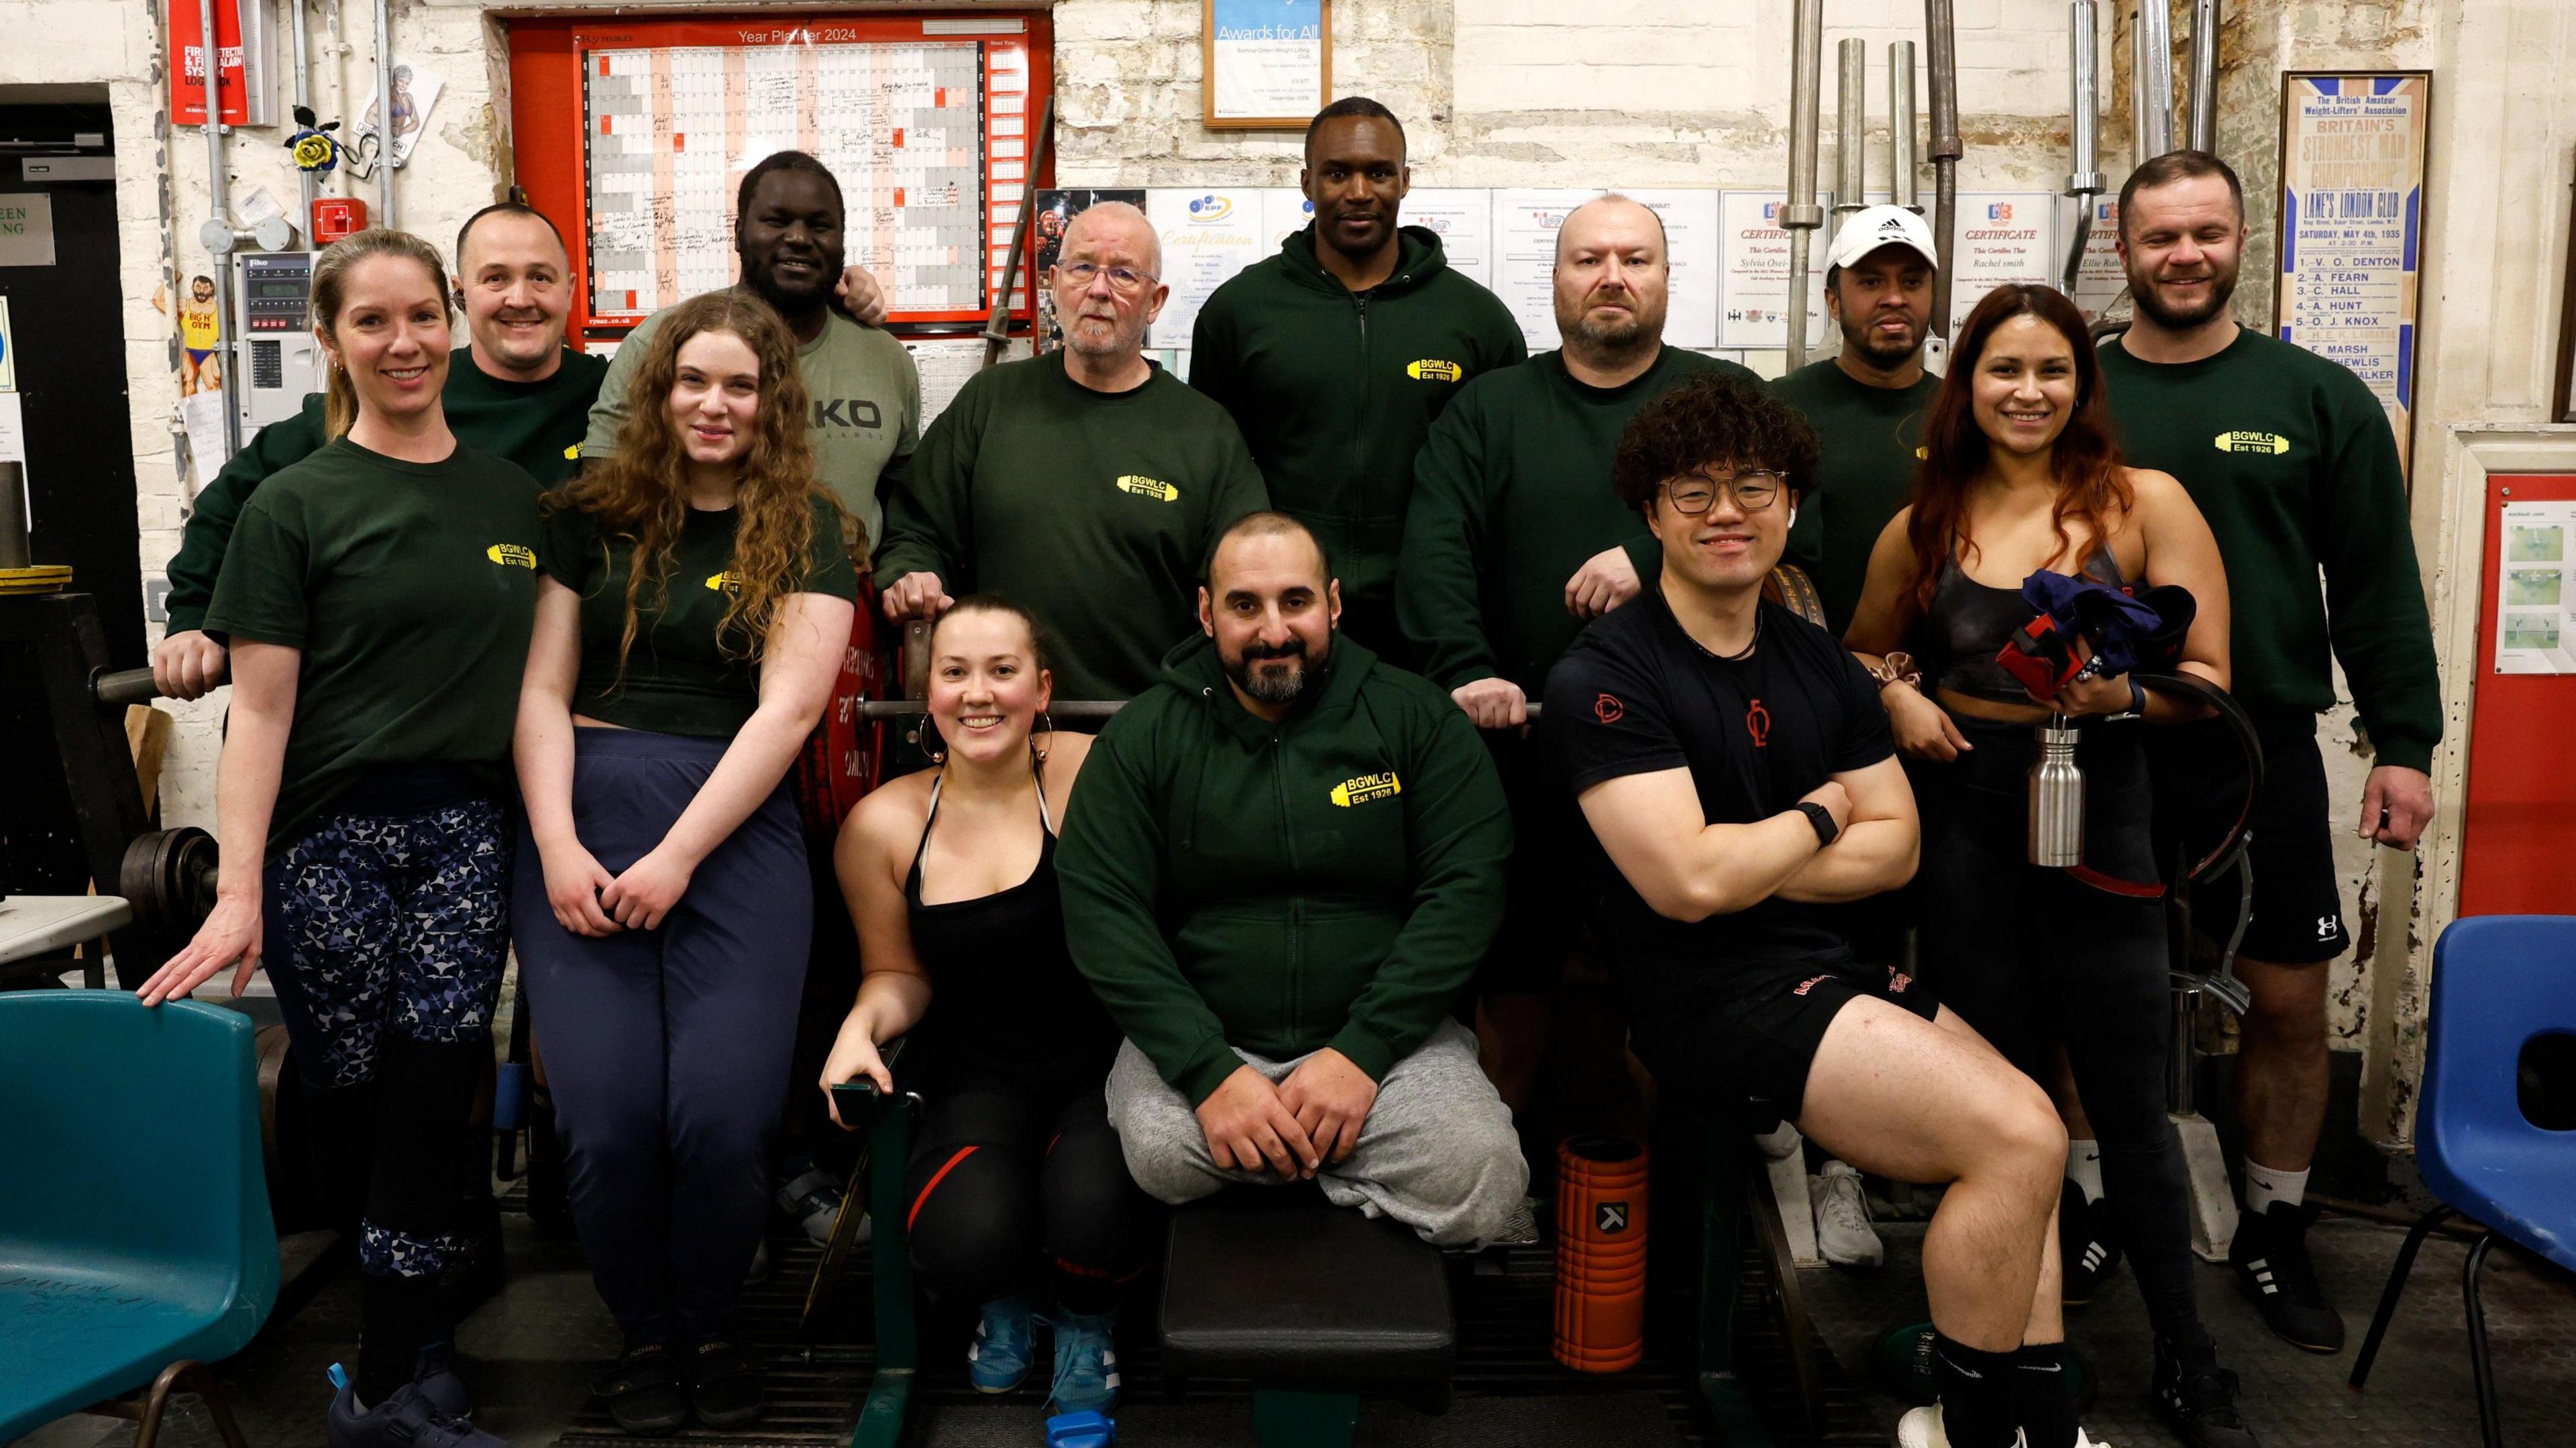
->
<box><xmin>1825</xmin><ymin>205</ymin><xmax>1940</xmax><ymax>271</ymax></box>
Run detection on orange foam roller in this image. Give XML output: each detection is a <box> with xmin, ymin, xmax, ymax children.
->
<box><xmin>1552</xmin><ymin>1135</ymin><xmax>1650</xmax><ymax>1374</ymax></box>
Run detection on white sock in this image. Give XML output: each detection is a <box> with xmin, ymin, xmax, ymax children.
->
<box><xmin>2065</xmin><ymin>1139</ymin><xmax>2104</xmax><ymax>1205</ymax></box>
<box><xmin>2244</xmin><ymin>1160</ymin><xmax>2309</xmax><ymax>1215</ymax></box>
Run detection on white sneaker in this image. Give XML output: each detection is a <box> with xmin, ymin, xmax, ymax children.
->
<box><xmin>1811</xmin><ymin>1159</ymin><xmax>1884</xmax><ymax>1270</ymax></box>
<box><xmin>1753</xmin><ymin>1121</ymin><xmax>1803</xmax><ymax>1160</ymax></box>
<box><xmin>1895</xmin><ymin>1404</ymin><xmax>2112</xmax><ymax>1448</ymax></box>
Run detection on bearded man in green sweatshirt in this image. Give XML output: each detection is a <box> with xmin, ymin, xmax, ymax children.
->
<box><xmin>877</xmin><ymin>201</ymin><xmax>1269</xmax><ymax>702</ymax></box>
<box><xmin>1190</xmin><ymin>97</ymin><xmax>1526</xmax><ymax>663</ymax></box>
<box><xmin>1058</xmin><ymin>513</ymin><xmax>1528</xmax><ymax>1248</ymax></box>
<box><xmin>2100</xmin><ymin>150</ymin><xmax>2440</xmax><ymax>1355</ymax></box>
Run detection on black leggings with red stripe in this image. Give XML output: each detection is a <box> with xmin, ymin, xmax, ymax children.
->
<box><xmin>902</xmin><ymin>1072</ymin><xmax>1157</xmax><ymax>1314</ymax></box>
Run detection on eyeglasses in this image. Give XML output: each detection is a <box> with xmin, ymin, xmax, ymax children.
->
<box><xmin>1664</xmin><ymin>470</ymin><xmax>1789</xmax><ymax>514</ymax></box>
<box><xmin>1056</xmin><ymin>260</ymin><xmax>1158</xmax><ymax>292</ymax></box>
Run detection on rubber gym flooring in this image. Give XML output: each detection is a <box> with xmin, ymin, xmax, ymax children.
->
<box><xmin>13</xmin><ymin>1193</ymin><xmax>2574</xmax><ymax>1446</ymax></box>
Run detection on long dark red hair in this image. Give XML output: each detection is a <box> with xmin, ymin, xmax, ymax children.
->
<box><xmin>1904</xmin><ymin>283</ymin><xmax>2132</xmax><ymax>612</ymax></box>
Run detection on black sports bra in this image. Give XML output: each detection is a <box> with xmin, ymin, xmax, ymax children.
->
<box><xmin>1923</xmin><ymin>551</ymin><xmax>2130</xmax><ymax>704</ymax></box>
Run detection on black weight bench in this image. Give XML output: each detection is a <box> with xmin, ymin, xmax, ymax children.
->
<box><xmin>1159</xmin><ymin>1185</ymin><xmax>1454</xmax><ymax>1445</ymax></box>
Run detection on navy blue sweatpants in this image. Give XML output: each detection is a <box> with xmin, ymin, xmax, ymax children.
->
<box><xmin>513</xmin><ymin>727</ymin><xmax>813</xmax><ymax>1346</ymax></box>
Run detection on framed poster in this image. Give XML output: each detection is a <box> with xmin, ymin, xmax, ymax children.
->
<box><xmin>2274</xmin><ymin>72</ymin><xmax>2431</xmax><ymax>470</ymax></box>
<box><xmin>2556</xmin><ymin>155</ymin><xmax>2576</xmax><ymax>423</ymax></box>
<box><xmin>1202</xmin><ymin>0</ymin><xmax>1330</xmax><ymax>131</ymax></box>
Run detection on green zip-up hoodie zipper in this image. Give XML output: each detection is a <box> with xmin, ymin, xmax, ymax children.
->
<box><xmin>1055</xmin><ymin>632</ymin><xmax>1515</xmax><ymax>1104</ymax></box>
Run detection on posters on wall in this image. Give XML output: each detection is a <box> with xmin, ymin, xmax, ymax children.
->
<box><xmin>1205</xmin><ymin>0</ymin><xmax>1328</xmax><ymax>127</ymax></box>
<box><xmin>1945</xmin><ymin>192</ymin><xmax>2059</xmax><ymax>336</ymax></box>
<box><xmin>2069</xmin><ymin>195</ymin><xmax>2128</xmax><ymax>320</ymax></box>
<box><xmin>1147</xmin><ymin>188</ymin><xmax>1269</xmax><ymax>343</ymax></box>
<box><xmin>2277</xmin><ymin>73</ymin><xmax>2430</xmax><ymax>471</ymax></box>
<box><xmin>1489</xmin><ymin>189</ymin><xmax>1598</xmax><ymax>351</ymax></box>
<box><xmin>1401</xmin><ymin>188</ymin><xmax>1495</xmax><ymax>290</ymax></box>
<box><xmin>2496</xmin><ymin>500</ymin><xmax>2576</xmax><ymax>675</ymax></box>
<box><xmin>1030</xmin><ymin>188</ymin><xmax>1147</xmax><ymax>351</ymax></box>
<box><xmin>1715</xmin><ymin>190</ymin><xmax>1895</xmax><ymax>353</ymax></box>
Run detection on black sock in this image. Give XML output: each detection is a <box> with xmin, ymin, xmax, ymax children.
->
<box><xmin>2012</xmin><ymin>1341</ymin><xmax>2076</xmax><ymax>1448</ymax></box>
<box><xmin>1931</xmin><ymin>1333</ymin><xmax>2021</xmax><ymax>1448</ymax></box>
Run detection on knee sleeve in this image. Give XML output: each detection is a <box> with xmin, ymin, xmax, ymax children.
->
<box><xmin>362</xmin><ymin>1035</ymin><xmax>484</xmax><ymax>1272</ymax></box>
<box><xmin>905</xmin><ymin>1144</ymin><xmax>1040</xmax><ymax>1307</ymax></box>
<box><xmin>1040</xmin><ymin>1124</ymin><xmax>1153</xmax><ymax>1290</ymax></box>
<box><xmin>301</xmin><ymin>1082</ymin><xmax>380</xmax><ymax>1237</ymax></box>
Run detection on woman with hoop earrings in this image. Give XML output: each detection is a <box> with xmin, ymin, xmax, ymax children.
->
<box><xmin>822</xmin><ymin>596</ymin><xmax>1150</xmax><ymax>1419</ymax></box>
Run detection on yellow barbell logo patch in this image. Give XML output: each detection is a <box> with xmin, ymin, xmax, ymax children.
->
<box><xmin>564</xmin><ymin>443</ymin><xmax>581</xmax><ymax>460</ymax></box>
<box><xmin>1407</xmin><ymin>359</ymin><xmax>1463</xmax><ymax>382</ymax></box>
<box><xmin>704</xmin><ymin>571</ymin><xmax>742</xmax><ymax>593</ymax></box>
<box><xmin>1115</xmin><ymin>475</ymin><xmax>1179</xmax><ymax>502</ymax></box>
<box><xmin>486</xmin><ymin>544</ymin><xmax>537</xmax><ymax>569</ymax></box>
<box><xmin>2214</xmin><ymin>431</ymin><xmax>2290</xmax><ymax>455</ymax></box>
<box><xmin>1330</xmin><ymin>771</ymin><xmax>1401</xmax><ymax>807</ymax></box>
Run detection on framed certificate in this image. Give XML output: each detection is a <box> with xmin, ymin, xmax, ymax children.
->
<box><xmin>1202</xmin><ymin>0</ymin><xmax>1331</xmax><ymax>131</ymax></box>
<box><xmin>2557</xmin><ymin>153</ymin><xmax>2576</xmax><ymax>423</ymax></box>
<box><xmin>2273</xmin><ymin>71</ymin><xmax>2432</xmax><ymax>471</ymax></box>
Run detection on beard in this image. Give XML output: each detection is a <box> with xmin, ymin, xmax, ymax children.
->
<box><xmin>1226</xmin><ymin>635</ymin><xmax>1325</xmax><ymax>705</ymax></box>
<box><xmin>1559</xmin><ymin>292</ymin><xmax>1666</xmax><ymax>354</ymax></box>
<box><xmin>1838</xmin><ymin>307</ymin><xmax>1922</xmax><ymax>364</ymax></box>
<box><xmin>2130</xmin><ymin>255</ymin><xmax>2241</xmax><ymax>331</ymax></box>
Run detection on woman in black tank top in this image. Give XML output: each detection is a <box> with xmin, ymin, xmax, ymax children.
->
<box><xmin>820</xmin><ymin>597</ymin><xmax>1146</xmax><ymax>1420</ymax></box>
<box><xmin>1845</xmin><ymin>286</ymin><xmax>2255</xmax><ymax>1446</ymax></box>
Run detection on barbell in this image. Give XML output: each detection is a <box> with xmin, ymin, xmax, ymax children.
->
<box><xmin>118</xmin><ymin>825</ymin><xmax>221</xmax><ymax>943</ymax></box>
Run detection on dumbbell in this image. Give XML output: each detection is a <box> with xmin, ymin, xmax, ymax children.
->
<box><xmin>118</xmin><ymin>826</ymin><xmax>220</xmax><ymax>943</ymax></box>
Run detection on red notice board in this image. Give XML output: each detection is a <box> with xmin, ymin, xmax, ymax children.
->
<box><xmin>2459</xmin><ymin>473</ymin><xmax>2576</xmax><ymax>917</ymax></box>
<box><xmin>506</xmin><ymin>12</ymin><xmax>1051</xmax><ymax>346</ymax></box>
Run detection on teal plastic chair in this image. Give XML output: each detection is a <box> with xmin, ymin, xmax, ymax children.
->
<box><xmin>0</xmin><ymin>991</ymin><xmax>280</xmax><ymax>1443</ymax></box>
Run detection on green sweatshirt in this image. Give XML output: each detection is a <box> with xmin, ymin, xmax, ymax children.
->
<box><xmin>1399</xmin><ymin>346</ymin><xmax>1753</xmax><ymax>695</ymax></box>
<box><xmin>1768</xmin><ymin>358</ymin><xmax>1939</xmax><ymax>636</ymax></box>
<box><xmin>1057</xmin><ymin>633</ymin><xmax>1512</xmax><ymax>1105</ymax></box>
<box><xmin>163</xmin><ymin>347</ymin><xmax>606</xmax><ymax>634</ymax></box>
<box><xmin>873</xmin><ymin>351</ymin><xmax>1269</xmax><ymax>702</ymax></box>
<box><xmin>1191</xmin><ymin>223</ymin><xmax>1527</xmax><ymax>655</ymax></box>
<box><xmin>2098</xmin><ymin>329</ymin><xmax>2440</xmax><ymax>770</ymax></box>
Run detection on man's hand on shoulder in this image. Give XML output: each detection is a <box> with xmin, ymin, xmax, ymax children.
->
<box><xmin>2360</xmin><ymin>764</ymin><xmax>2434</xmax><ymax>850</ymax></box>
<box><xmin>1197</xmin><ymin>1064</ymin><xmax>1320</xmax><ymax>1179</ymax></box>
<box><xmin>1564</xmin><ymin>545</ymin><xmax>1643</xmax><ymax>620</ymax></box>
<box><xmin>152</xmin><ymin>630</ymin><xmax>229</xmax><ymax>701</ymax></box>
<box><xmin>1451</xmin><ymin>677</ymin><xmax>1526</xmax><ymax>730</ymax></box>
<box><xmin>1277</xmin><ymin>1048</ymin><xmax>1379</xmax><ymax>1166</ymax></box>
<box><xmin>881</xmin><ymin>571</ymin><xmax>953</xmax><ymax>623</ymax></box>
<box><xmin>834</xmin><ymin>266</ymin><xmax>890</xmax><ymax>327</ymax></box>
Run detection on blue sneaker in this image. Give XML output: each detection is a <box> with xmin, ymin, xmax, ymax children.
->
<box><xmin>1046</xmin><ymin>1308</ymin><xmax>1120</xmax><ymax>1416</ymax></box>
<box><xmin>325</xmin><ymin>1365</ymin><xmax>507</xmax><ymax>1448</ymax></box>
<box><xmin>968</xmin><ymin>1294</ymin><xmax>1036</xmax><ymax>1393</ymax></box>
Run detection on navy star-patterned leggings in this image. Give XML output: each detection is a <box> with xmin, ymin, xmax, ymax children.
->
<box><xmin>262</xmin><ymin>793</ymin><xmax>511</xmax><ymax>1404</ymax></box>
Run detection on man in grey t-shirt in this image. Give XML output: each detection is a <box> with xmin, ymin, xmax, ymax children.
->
<box><xmin>584</xmin><ymin>150</ymin><xmax>920</xmax><ymax>556</ymax></box>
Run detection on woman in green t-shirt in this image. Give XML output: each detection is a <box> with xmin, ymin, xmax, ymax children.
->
<box><xmin>135</xmin><ymin>229</ymin><xmax>536</xmax><ymax>1448</ymax></box>
<box><xmin>511</xmin><ymin>291</ymin><xmax>857</xmax><ymax>1435</ymax></box>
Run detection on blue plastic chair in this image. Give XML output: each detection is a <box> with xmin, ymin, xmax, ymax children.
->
<box><xmin>2348</xmin><ymin>915</ymin><xmax>2576</xmax><ymax>1448</ymax></box>
<box><xmin>0</xmin><ymin>991</ymin><xmax>280</xmax><ymax>1444</ymax></box>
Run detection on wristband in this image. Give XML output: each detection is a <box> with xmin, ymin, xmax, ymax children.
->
<box><xmin>1796</xmin><ymin>801</ymin><xmax>1840</xmax><ymax>849</ymax></box>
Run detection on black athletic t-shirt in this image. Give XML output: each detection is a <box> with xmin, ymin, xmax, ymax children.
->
<box><xmin>1546</xmin><ymin>590</ymin><xmax>1894</xmax><ymax>998</ymax></box>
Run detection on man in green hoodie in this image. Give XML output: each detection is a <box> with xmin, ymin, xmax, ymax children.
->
<box><xmin>1058</xmin><ymin>513</ymin><xmax>1527</xmax><ymax>1247</ymax></box>
<box><xmin>1189</xmin><ymin>97</ymin><xmax>1527</xmax><ymax>662</ymax></box>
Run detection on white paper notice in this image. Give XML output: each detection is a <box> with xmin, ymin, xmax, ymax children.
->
<box><xmin>0</xmin><ymin>390</ymin><xmax>24</xmax><ymax>464</ymax></box>
<box><xmin>181</xmin><ymin>390</ymin><xmax>232</xmax><ymax>479</ymax></box>
<box><xmin>356</xmin><ymin>60</ymin><xmax>444</xmax><ymax>168</ymax></box>
<box><xmin>1622</xmin><ymin>189</ymin><xmax>1721</xmax><ymax>351</ymax></box>
<box><xmin>1262</xmin><ymin>188</ymin><xmax>1316</xmax><ymax>251</ymax></box>
<box><xmin>1148</xmin><ymin>188</ymin><xmax>1271</xmax><ymax>345</ymax></box>
<box><xmin>2497</xmin><ymin>500</ymin><xmax>2576</xmax><ymax>675</ymax></box>
<box><xmin>1492</xmin><ymin>189</ymin><xmax>1600</xmax><ymax>351</ymax></box>
<box><xmin>1717</xmin><ymin>192</ymin><xmax>1831</xmax><ymax>353</ymax></box>
<box><xmin>904</xmin><ymin>337</ymin><xmax>989</xmax><ymax>430</ymax></box>
<box><xmin>1947</xmin><ymin>193</ymin><xmax>2058</xmax><ymax>335</ymax></box>
<box><xmin>1403</xmin><ymin>189</ymin><xmax>1494</xmax><ymax>290</ymax></box>
<box><xmin>2070</xmin><ymin>195</ymin><xmax>2127</xmax><ymax>321</ymax></box>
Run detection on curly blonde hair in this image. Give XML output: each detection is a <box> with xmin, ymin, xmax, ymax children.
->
<box><xmin>551</xmin><ymin>290</ymin><xmax>836</xmax><ymax>676</ymax></box>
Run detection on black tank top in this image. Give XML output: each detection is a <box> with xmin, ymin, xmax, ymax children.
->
<box><xmin>903</xmin><ymin>764</ymin><xmax>1120</xmax><ymax>1093</ymax></box>
<box><xmin>1922</xmin><ymin>552</ymin><xmax>2129</xmax><ymax>704</ymax></box>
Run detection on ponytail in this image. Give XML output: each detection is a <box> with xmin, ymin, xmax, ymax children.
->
<box><xmin>308</xmin><ymin>227</ymin><xmax>451</xmax><ymax>440</ymax></box>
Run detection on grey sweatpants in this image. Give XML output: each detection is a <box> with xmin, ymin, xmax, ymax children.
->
<box><xmin>1104</xmin><ymin>1018</ymin><xmax>1529</xmax><ymax>1248</ymax></box>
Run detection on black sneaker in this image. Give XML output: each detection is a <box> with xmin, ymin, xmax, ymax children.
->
<box><xmin>325</xmin><ymin>1369</ymin><xmax>508</xmax><ymax>1448</ymax></box>
<box><xmin>592</xmin><ymin>1344</ymin><xmax>688</xmax><ymax>1436</ymax></box>
<box><xmin>2149</xmin><ymin>1335</ymin><xmax>2261</xmax><ymax>1448</ymax></box>
<box><xmin>684</xmin><ymin>1340</ymin><xmax>765</xmax><ymax>1429</ymax></box>
<box><xmin>2229</xmin><ymin>1201</ymin><xmax>2346</xmax><ymax>1352</ymax></box>
<box><xmin>2060</xmin><ymin>1180</ymin><xmax>2123</xmax><ymax>1306</ymax></box>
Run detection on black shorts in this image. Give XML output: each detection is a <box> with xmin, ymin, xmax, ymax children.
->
<box><xmin>2155</xmin><ymin>718</ymin><xmax>2351</xmax><ymax>965</ymax></box>
<box><xmin>1623</xmin><ymin>950</ymin><xmax>1939</xmax><ymax>1128</ymax></box>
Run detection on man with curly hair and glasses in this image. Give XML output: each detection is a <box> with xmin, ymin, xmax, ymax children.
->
<box><xmin>1548</xmin><ymin>372</ymin><xmax>2106</xmax><ymax>1448</ymax></box>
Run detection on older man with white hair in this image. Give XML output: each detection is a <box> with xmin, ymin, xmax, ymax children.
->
<box><xmin>875</xmin><ymin>201</ymin><xmax>1271</xmax><ymax>701</ymax></box>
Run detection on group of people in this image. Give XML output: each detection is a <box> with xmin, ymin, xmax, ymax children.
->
<box><xmin>129</xmin><ymin>89</ymin><xmax>2438</xmax><ymax>1448</ymax></box>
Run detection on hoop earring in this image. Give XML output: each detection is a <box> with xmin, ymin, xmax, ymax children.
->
<box><xmin>1032</xmin><ymin>711</ymin><xmax>1057</xmax><ymax>765</ymax></box>
<box><xmin>918</xmin><ymin>715</ymin><xmax>947</xmax><ymax>766</ymax></box>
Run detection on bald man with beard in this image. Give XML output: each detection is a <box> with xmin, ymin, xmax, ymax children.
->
<box><xmin>875</xmin><ymin>202</ymin><xmax>1271</xmax><ymax>702</ymax></box>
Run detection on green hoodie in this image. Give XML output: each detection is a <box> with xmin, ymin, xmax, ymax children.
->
<box><xmin>1191</xmin><ymin>224</ymin><xmax>1527</xmax><ymax>655</ymax></box>
<box><xmin>1057</xmin><ymin>632</ymin><xmax>1513</xmax><ymax>1105</ymax></box>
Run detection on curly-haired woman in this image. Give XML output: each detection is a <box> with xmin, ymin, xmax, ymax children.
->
<box><xmin>511</xmin><ymin>290</ymin><xmax>857</xmax><ymax>1435</ymax></box>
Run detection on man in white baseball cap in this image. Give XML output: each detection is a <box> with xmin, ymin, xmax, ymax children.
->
<box><xmin>1768</xmin><ymin>201</ymin><xmax>1941</xmax><ymax>1277</ymax></box>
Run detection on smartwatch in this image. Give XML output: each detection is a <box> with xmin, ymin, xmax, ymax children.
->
<box><xmin>1796</xmin><ymin>801</ymin><xmax>1840</xmax><ymax>849</ymax></box>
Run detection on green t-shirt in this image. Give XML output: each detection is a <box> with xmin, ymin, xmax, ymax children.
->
<box><xmin>1399</xmin><ymin>346</ymin><xmax>1750</xmax><ymax>695</ymax></box>
<box><xmin>873</xmin><ymin>352</ymin><xmax>1271</xmax><ymax>702</ymax></box>
<box><xmin>2097</xmin><ymin>329</ymin><xmax>2440</xmax><ymax>771</ymax></box>
<box><xmin>164</xmin><ymin>347</ymin><xmax>607</xmax><ymax>634</ymax></box>
<box><xmin>584</xmin><ymin>299</ymin><xmax>921</xmax><ymax>559</ymax></box>
<box><xmin>541</xmin><ymin>494</ymin><xmax>860</xmax><ymax>738</ymax></box>
<box><xmin>202</xmin><ymin>439</ymin><xmax>543</xmax><ymax>851</ymax></box>
<box><xmin>1769</xmin><ymin>358</ymin><xmax>1939</xmax><ymax>636</ymax></box>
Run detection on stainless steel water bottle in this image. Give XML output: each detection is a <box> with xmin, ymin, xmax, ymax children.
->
<box><xmin>2028</xmin><ymin>713</ymin><xmax>2084</xmax><ymax>867</ymax></box>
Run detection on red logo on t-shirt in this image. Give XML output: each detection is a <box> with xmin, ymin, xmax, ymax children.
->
<box><xmin>1595</xmin><ymin>693</ymin><xmax>1625</xmax><ymax>724</ymax></box>
<box><xmin>1746</xmin><ymin>698</ymin><xmax>1771</xmax><ymax>747</ymax></box>
<box><xmin>1888</xmin><ymin>970</ymin><xmax>1915</xmax><ymax>995</ymax></box>
<box><xmin>1793</xmin><ymin>974</ymin><xmax>1829</xmax><ymax>996</ymax></box>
